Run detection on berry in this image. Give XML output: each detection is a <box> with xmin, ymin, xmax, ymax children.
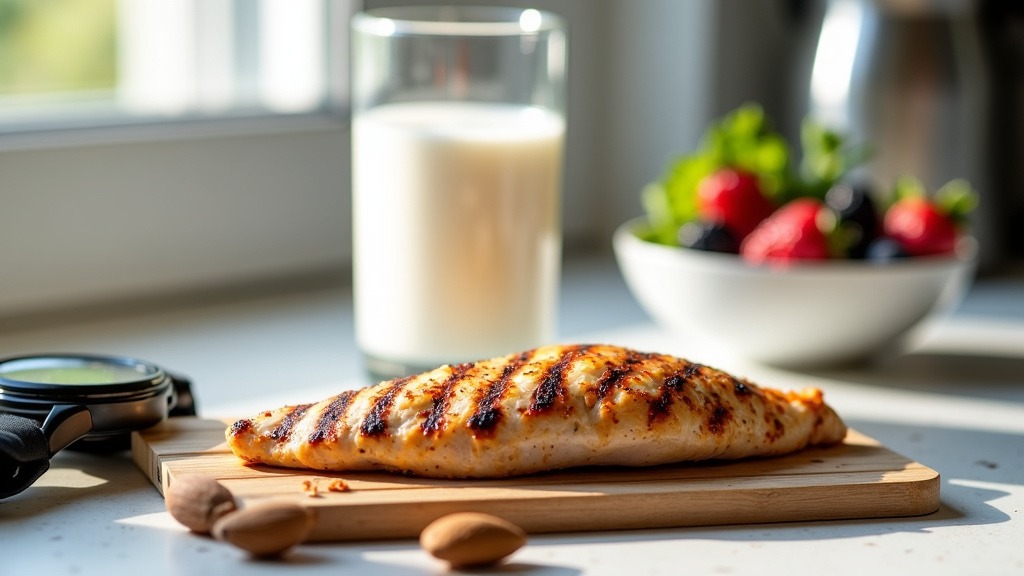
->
<box><xmin>865</xmin><ymin>237</ymin><xmax>909</xmax><ymax>262</ymax></box>
<box><xmin>696</xmin><ymin>168</ymin><xmax>775</xmax><ymax>242</ymax></box>
<box><xmin>740</xmin><ymin>198</ymin><xmax>835</xmax><ymax>264</ymax></box>
<box><xmin>825</xmin><ymin>182</ymin><xmax>880</xmax><ymax>258</ymax></box>
<box><xmin>882</xmin><ymin>196</ymin><xmax>958</xmax><ymax>256</ymax></box>
<box><xmin>678</xmin><ymin>221</ymin><xmax>739</xmax><ymax>253</ymax></box>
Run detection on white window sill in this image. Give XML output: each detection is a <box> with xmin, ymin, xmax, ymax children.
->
<box><xmin>0</xmin><ymin>110</ymin><xmax>349</xmax><ymax>153</ymax></box>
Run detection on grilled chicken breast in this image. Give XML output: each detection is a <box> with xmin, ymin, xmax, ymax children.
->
<box><xmin>226</xmin><ymin>344</ymin><xmax>847</xmax><ymax>478</ymax></box>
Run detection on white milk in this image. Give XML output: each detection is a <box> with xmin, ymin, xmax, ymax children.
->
<box><xmin>353</xmin><ymin>101</ymin><xmax>564</xmax><ymax>370</ymax></box>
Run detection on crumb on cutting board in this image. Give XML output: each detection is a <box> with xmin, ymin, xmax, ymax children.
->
<box><xmin>301</xmin><ymin>478</ymin><xmax>351</xmax><ymax>497</ymax></box>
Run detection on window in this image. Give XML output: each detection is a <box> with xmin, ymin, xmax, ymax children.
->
<box><xmin>0</xmin><ymin>0</ymin><xmax>357</xmax><ymax>317</ymax></box>
<box><xmin>0</xmin><ymin>0</ymin><xmax>352</xmax><ymax>134</ymax></box>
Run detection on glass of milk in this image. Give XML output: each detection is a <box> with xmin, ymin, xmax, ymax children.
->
<box><xmin>351</xmin><ymin>6</ymin><xmax>567</xmax><ymax>380</ymax></box>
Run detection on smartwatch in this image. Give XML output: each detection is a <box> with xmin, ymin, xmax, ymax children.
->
<box><xmin>0</xmin><ymin>354</ymin><xmax>196</xmax><ymax>500</ymax></box>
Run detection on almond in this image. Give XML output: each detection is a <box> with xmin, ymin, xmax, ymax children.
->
<box><xmin>165</xmin><ymin>474</ymin><xmax>237</xmax><ymax>534</ymax></box>
<box><xmin>420</xmin><ymin>512</ymin><xmax>527</xmax><ymax>568</ymax></box>
<box><xmin>211</xmin><ymin>502</ymin><xmax>314</xmax><ymax>557</ymax></box>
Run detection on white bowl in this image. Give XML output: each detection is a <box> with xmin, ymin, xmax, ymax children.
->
<box><xmin>613</xmin><ymin>218</ymin><xmax>978</xmax><ymax>367</ymax></box>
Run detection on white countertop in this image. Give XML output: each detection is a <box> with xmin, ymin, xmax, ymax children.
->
<box><xmin>1</xmin><ymin>253</ymin><xmax>1022</xmax><ymax>575</ymax></box>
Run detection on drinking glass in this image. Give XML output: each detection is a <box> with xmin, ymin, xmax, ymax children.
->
<box><xmin>351</xmin><ymin>6</ymin><xmax>568</xmax><ymax>380</ymax></box>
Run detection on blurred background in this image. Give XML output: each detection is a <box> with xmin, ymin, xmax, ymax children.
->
<box><xmin>0</xmin><ymin>0</ymin><xmax>1021</xmax><ymax>319</ymax></box>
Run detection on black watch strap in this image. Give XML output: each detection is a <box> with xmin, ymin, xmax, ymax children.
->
<box><xmin>0</xmin><ymin>413</ymin><xmax>51</xmax><ymax>500</ymax></box>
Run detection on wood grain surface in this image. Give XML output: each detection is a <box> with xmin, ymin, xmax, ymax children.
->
<box><xmin>131</xmin><ymin>418</ymin><xmax>940</xmax><ymax>542</ymax></box>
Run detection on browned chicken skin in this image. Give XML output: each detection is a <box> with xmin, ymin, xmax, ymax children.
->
<box><xmin>226</xmin><ymin>344</ymin><xmax>847</xmax><ymax>477</ymax></box>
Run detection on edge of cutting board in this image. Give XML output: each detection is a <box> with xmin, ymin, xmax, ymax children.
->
<box><xmin>131</xmin><ymin>417</ymin><xmax>940</xmax><ymax>541</ymax></box>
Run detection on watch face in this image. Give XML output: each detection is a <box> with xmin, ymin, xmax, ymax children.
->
<box><xmin>0</xmin><ymin>354</ymin><xmax>172</xmax><ymax>424</ymax></box>
<box><xmin>0</xmin><ymin>358</ymin><xmax>155</xmax><ymax>386</ymax></box>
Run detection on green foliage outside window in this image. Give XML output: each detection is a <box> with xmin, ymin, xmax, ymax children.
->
<box><xmin>0</xmin><ymin>0</ymin><xmax>117</xmax><ymax>96</ymax></box>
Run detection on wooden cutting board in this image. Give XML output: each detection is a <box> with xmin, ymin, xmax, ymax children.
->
<box><xmin>131</xmin><ymin>418</ymin><xmax>940</xmax><ymax>542</ymax></box>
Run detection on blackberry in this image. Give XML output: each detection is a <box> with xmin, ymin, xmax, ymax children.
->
<box><xmin>678</xmin><ymin>221</ymin><xmax>739</xmax><ymax>254</ymax></box>
<box><xmin>825</xmin><ymin>182</ymin><xmax>880</xmax><ymax>258</ymax></box>
<box><xmin>865</xmin><ymin>237</ymin><xmax>909</xmax><ymax>262</ymax></box>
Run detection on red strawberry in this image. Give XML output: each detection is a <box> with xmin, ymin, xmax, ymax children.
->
<box><xmin>696</xmin><ymin>168</ymin><xmax>775</xmax><ymax>242</ymax></box>
<box><xmin>883</xmin><ymin>197</ymin><xmax>957</xmax><ymax>256</ymax></box>
<box><xmin>740</xmin><ymin>198</ymin><xmax>835</xmax><ymax>263</ymax></box>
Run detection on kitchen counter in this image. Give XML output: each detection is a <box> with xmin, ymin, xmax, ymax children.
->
<box><xmin>1</xmin><ymin>252</ymin><xmax>1022</xmax><ymax>575</ymax></box>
